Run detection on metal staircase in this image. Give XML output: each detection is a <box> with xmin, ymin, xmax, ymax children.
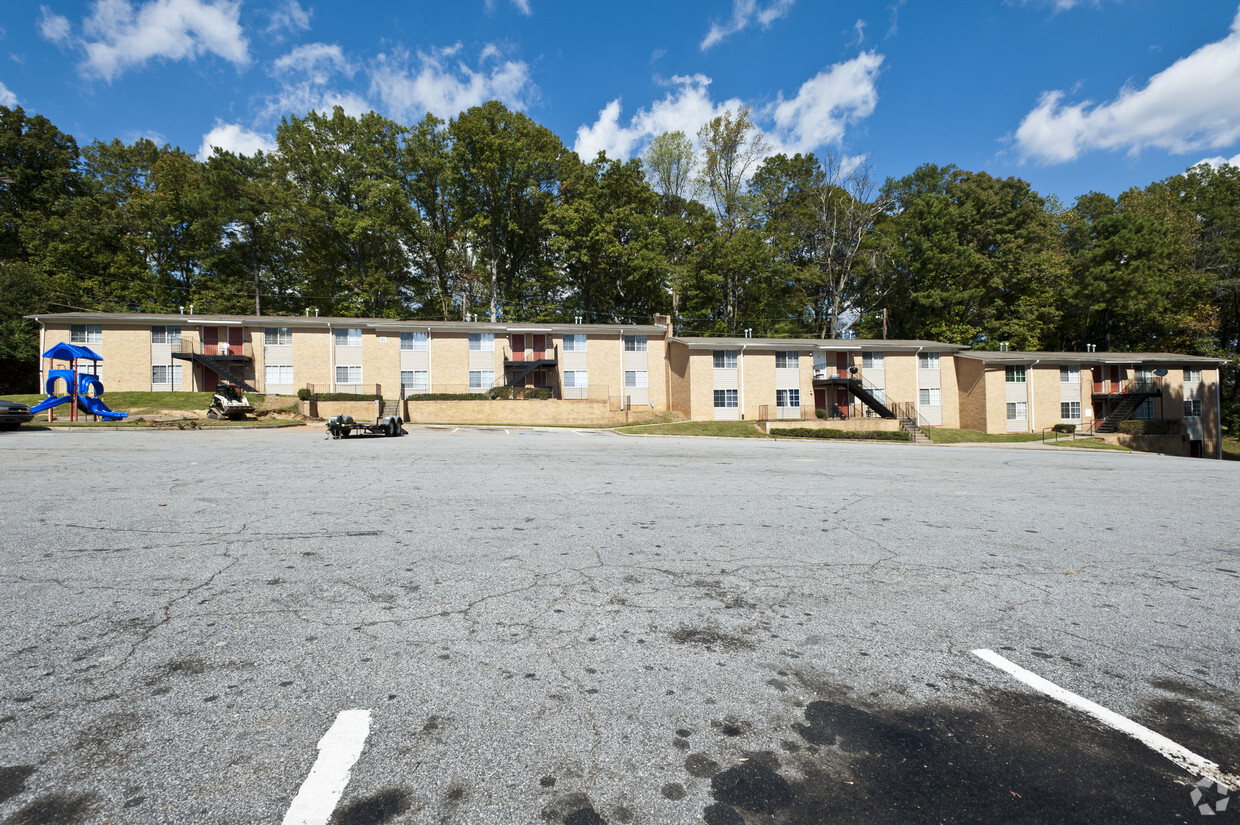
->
<box><xmin>172</xmin><ymin>341</ymin><xmax>256</xmax><ymax>392</ymax></box>
<box><xmin>1094</xmin><ymin>381</ymin><xmax>1160</xmax><ymax>433</ymax></box>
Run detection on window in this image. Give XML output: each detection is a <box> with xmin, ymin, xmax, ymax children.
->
<box><xmin>862</xmin><ymin>351</ymin><xmax>884</xmax><ymax>370</ymax></box>
<box><xmin>1185</xmin><ymin>398</ymin><xmax>1203</xmax><ymax>417</ymax></box>
<box><xmin>151</xmin><ymin>364</ymin><xmax>183</xmax><ymax>384</ymax></box>
<box><xmin>919</xmin><ymin>387</ymin><xmax>942</xmax><ymax>406</ymax></box>
<box><xmin>1006</xmin><ymin>401</ymin><xmax>1028</xmax><ymax>421</ymax></box>
<box><xmin>401</xmin><ymin>370</ymin><xmax>428</xmax><ymax>392</ymax></box>
<box><xmin>776</xmin><ymin>389</ymin><xmax>800</xmax><ymax>408</ymax></box>
<box><xmin>623</xmin><ymin>335</ymin><xmax>647</xmax><ymax>352</ymax></box>
<box><xmin>151</xmin><ymin>325</ymin><xmax>181</xmax><ymax>344</ymax></box>
<box><xmin>1134</xmin><ymin>398</ymin><xmax>1155</xmax><ymax>420</ymax></box>
<box><xmin>1135</xmin><ymin>367</ymin><xmax>1153</xmax><ymax>384</ymax></box>
<box><xmin>400</xmin><ymin>331</ymin><xmax>428</xmax><ymax>351</ymax></box>
<box><xmin>264</xmin><ymin>327</ymin><xmax>293</xmax><ymax>346</ymax></box>
<box><xmin>468</xmin><ymin>332</ymin><xmax>494</xmax><ymax>351</ymax></box>
<box><xmin>713</xmin><ymin>389</ymin><xmax>738</xmax><ymax>408</ymax></box>
<box><xmin>563</xmin><ymin>370</ymin><xmax>588</xmax><ymax>388</ymax></box>
<box><xmin>713</xmin><ymin>350</ymin><xmax>738</xmax><ymax>369</ymax></box>
<box><xmin>70</xmin><ymin>324</ymin><xmax>102</xmax><ymax>344</ymax></box>
<box><xmin>1184</xmin><ymin>368</ymin><xmax>1201</xmax><ymax>384</ymax></box>
<box><xmin>1005</xmin><ymin>365</ymin><xmax>1026</xmax><ymax>383</ymax></box>
<box><xmin>1060</xmin><ymin>366</ymin><xmax>1079</xmax><ymax>383</ymax></box>
<box><xmin>468</xmin><ymin>370</ymin><xmax>494</xmax><ymax>390</ymax></box>
<box><xmin>563</xmin><ymin>334</ymin><xmax>587</xmax><ymax>352</ymax></box>
<box><xmin>334</xmin><ymin>328</ymin><xmax>362</xmax><ymax>347</ymax></box>
<box><xmin>265</xmin><ymin>365</ymin><xmax>293</xmax><ymax>385</ymax></box>
<box><xmin>335</xmin><ymin>365</ymin><xmax>362</xmax><ymax>384</ymax></box>
<box><xmin>1061</xmin><ymin>401</ymin><xmax>1081</xmax><ymax>420</ymax></box>
<box><xmin>919</xmin><ymin>352</ymin><xmax>940</xmax><ymax>369</ymax></box>
<box><xmin>775</xmin><ymin>351</ymin><xmax>799</xmax><ymax>369</ymax></box>
<box><xmin>624</xmin><ymin>370</ymin><xmax>648</xmax><ymax>388</ymax></box>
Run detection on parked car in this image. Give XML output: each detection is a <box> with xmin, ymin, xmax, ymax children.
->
<box><xmin>0</xmin><ymin>399</ymin><xmax>34</xmax><ymax>429</ymax></box>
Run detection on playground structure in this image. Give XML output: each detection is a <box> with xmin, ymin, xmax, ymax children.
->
<box><xmin>30</xmin><ymin>343</ymin><xmax>128</xmax><ymax>422</ymax></box>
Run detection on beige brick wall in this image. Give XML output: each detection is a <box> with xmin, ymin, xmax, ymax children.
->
<box><xmin>741</xmin><ymin>350</ymin><xmax>776</xmax><ymax>420</ymax></box>
<box><xmin>668</xmin><ymin>342</ymin><xmax>691</xmax><ymax>416</ymax></box>
<box><xmin>432</xmin><ymin>331</ymin><xmax>471</xmax><ymax>391</ymax></box>
<box><xmin>1029</xmin><ymin>365</ymin><xmax>1061</xmax><ymax>433</ymax></box>
<box><xmin>294</xmin><ymin>328</ymin><xmax>331</xmax><ymax>392</ymax></box>
<box><xmin>884</xmin><ymin>352</ymin><xmax>918</xmax><ymax>409</ymax></box>
<box><xmin>41</xmin><ymin>322</ymin><xmax>153</xmax><ymax>393</ymax></box>
<box><xmin>938</xmin><ymin>352</ymin><xmax>960</xmax><ymax>427</ymax></box>
<box><xmin>589</xmin><ymin>331</ymin><xmax>625</xmax><ymax>403</ymax></box>
<box><xmin>956</xmin><ymin>358</ymin><xmax>988</xmax><ymax>432</ymax></box>
<box><xmin>647</xmin><ymin>335</ymin><xmax>669</xmax><ymax>410</ymax></box>
<box><xmin>364</xmin><ymin>330</ymin><xmax>401</xmax><ymax>397</ymax></box>
<box><xmin>689</xmin><ymin>350</ymin><xmax>715</xmax><ymax>419</ymax></box>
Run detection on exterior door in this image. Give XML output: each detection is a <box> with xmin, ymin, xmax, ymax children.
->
<box><xmin>1108</xmin><ymin>366</ymin><xmax>1120</xmax><ymax>392</ymax></box>
<box><xmin>836</xmin><ymin>352</ymin><xmax>848</xmax><ymax>378</ymax></box>
<box><xmin>533</xmin><ymin>334</ymin><xmax>546</xmax><ymax>360</ymax></box>
<box><xmin>1092</xmin><ymin>367</ymin><xmax>1103</xmax><ymax>393</ymax></box>
<box><xmin>228</xmin><ymin>327</ymin><xmax>243</xmax><ymax>353</ymax></box>
<box><xmin>204</xmin><ymin>327</ymin><xmax>218</xmax><ymax>356</ymax></box>
<box><xmin>511</xmin><ymin>334</ymin><xmax>525</xmax><ymax>362</ymax></box>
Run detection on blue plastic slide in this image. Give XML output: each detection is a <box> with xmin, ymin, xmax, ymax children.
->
<box><xmin>77</xmin><ymin>395</ymin><xmax>128</xmax><ymax>420</ymax></box>
<box><xmin>29</xmin><ymin>394</ymin><xmax>71</xmax><ymax>414</ymax></box>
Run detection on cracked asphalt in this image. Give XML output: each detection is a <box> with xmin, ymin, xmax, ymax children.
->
<box><xmin>0</xmin><ymin>425</ymin><xmax>1237</xmax><ymax>825</ymax></box>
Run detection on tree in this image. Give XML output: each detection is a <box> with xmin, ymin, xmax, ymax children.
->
<box><xmin>696</xmin><ymin>106</ymin><xmax>767</xmax><ymax>334</ymax></box>
<box><xmin>644</xmin><ymin>131</ymin><xmax>698</xmax><ymax>324</ymax></box>
<box><xmin>450</xmin><ymin>101</ymin><xmax>569</xmax><ymax>322</ymax></box>
<box><xmin>397</xmin><ymin>114</ymin><xmax>463</xmax><ymax>320</ymax></box>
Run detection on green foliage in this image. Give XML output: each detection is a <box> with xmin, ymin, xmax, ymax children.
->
<box><xmin>774</xmin><ymin>427</ymin><xmax>911</xmax><ymax>441</ymax></box>
<box><xmin>298</xmin><ymin>390</ymin><xmax>379</xmax><ymax>402</ymax></box>
<box><xmin>1051</xmin><ymin>423</ymin><xmax>1077</xmax><ymax>434</ymax></box>
<box><xmin>1117</xmin><ymin>419</ymin><xmax>1178</xmax><ymax>435</ymax></box>
<box><xmin>487</xmin><ymin>385</ymin><xmax>552</xmax><ymax>400</ymax></box>
<box><xmin>407</xmin><ymin>392</ymin><xmax>490</xmax><ymax>401</ymax></box>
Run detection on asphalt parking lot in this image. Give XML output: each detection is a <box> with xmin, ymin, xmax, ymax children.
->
<box><xmin>0</xmin><ymin>425</ymin><xmax>1237</xmax><ymax>825</ymax></box>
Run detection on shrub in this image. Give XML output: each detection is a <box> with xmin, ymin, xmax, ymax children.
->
<box><xmin>1051</xmin><ymin>423</ymin><xmax>1076</xmax><ymax>434</ymax></box>
<box><xmin>1118</xmin><ymin>419</ymin><xmax>1177</xmax><ymax>435</ymax></box>
<box><xmin>407</xmin><ymin>392</ymin><xmax>488</xmax><ymax>401</ymax></box>
<box><xmin>774</xmin><ymin>427</ymin><xmax>911</xmax><ymax>442</ymax></box>
<box><xmin>309</xmin><ymin>392</ymin><xmax>379</xmax><ymax>402</ymax></box>
<box><xmin>297</xmin><ymin>388</ymin><xmax>311</xmax><ymax>401</ymax></box>
<box><xmin>489</xmin><ymin>386</ymin><xmax>553</xmax><ymax>400</ymax></box>
<box><xmin>815</xmin><ymin>408</ymin><xmax>827</xmax><ymax>419</ymax></box>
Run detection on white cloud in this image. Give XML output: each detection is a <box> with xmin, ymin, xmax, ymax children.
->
<box><xmin>510</xmin><ymin>0</ymin><xmax>532</xmax><ymax>15</ymax></box>
<box><xmin>1015</xmin><ymin>10</ymin><xmax>1240</xmax><ymax>163</ymax></box>
<box><xmin>369</xmin><ymin>43</ymin><xmax>536</xmax><ymax>121</ymax></box>
<box><xmin>574</xmin><ymin>74</ymin><xmax>744</xmax><ymax>161</ymax></box>
<box><xmin>0</xmin><ymin>81</ymin><xmax>16</xmax><ymax>107</ymax></box>
<box><xmin>701</xmin><ymin>0</ymin><xmax>795</xmax><ymax>51</ymax></box>
<box><xmin>265</xmin><ymin>0</ymin><xmax>311</xmax><ymax>36</ymax></box>
<box><xmin>1195</xmin><ymin>152</ymin><xmax>1240</xmax><ymax>168</ymax></box>
<box><xmin>263</xmin><ymin>42</ymin><xmax>368</xmax><ymax>120</ymax></box>
<box><xmin>38</xmin><ymin>6</ymin><xmax>73</xmax><ymax>45</ymax></box>
<box><xmin>574</xmin><ymin>52</ymin><xmax>883</xmax><ymax>163</ymax></box>
<box><xmin>70</xmin><ymin>0</ymin><xmax>248</xmax><ymax>82</ymax></box>
<box><xmin>198</xmin><ymin>121</ymin><xmax>275</xmax><ymax>158</ymax></box>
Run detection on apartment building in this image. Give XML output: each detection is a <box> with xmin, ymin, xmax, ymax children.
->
<box><xmin>28</xmin><ymin>312</ymin><xmax>1225</xmax><ymax>457</ymax></box>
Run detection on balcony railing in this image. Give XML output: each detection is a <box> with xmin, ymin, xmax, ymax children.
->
<box><xmin>177</xmin><ymin>338</ymin><xmax>253</xmax><ymax>359</ymax></box>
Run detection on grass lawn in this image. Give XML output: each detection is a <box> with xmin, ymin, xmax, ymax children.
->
<box><xmin>923</xmin><ymin>427</ymin><xmax>1047</xmax><ymax>444</ymax></box>
<box><xmin>616</xmin><ymin>420</ymin><xmax>771</xmax><ymax>438</ymax></box>
<box><xmin>1046</xmin><ymin>438</ymin><xmax>1132</xmax><ymax>451</ymax></box>
<box><xmin>2</xmin><ymin>391</ymin><xmax>297</xmax><ymax>414</ymax></box>
<box><xmin>1223</xmin><ymin>438</ymin><xmax>1240</xmax><ymax>461</ymax></box>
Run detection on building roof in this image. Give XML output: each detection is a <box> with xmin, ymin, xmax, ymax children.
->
<box><xmin>669</xmin><ymin>336</ymin><xmax>968</xmax><ymax>351</ymax></box>
<box><xmin>956</xmin><ymin>350</ymin><xmax>1225</xmax><ymax>366</ymax></box>
<box><xmin>26</xmin><ymin>311</ymin><xmax>667</xmax><ymax>336</ymax></box>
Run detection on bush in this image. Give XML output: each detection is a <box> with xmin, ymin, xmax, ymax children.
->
<box><xmin>407</xmin><ymin>392</ymin><xmax>488</xmax><ymax>401</ymax></box>
<box><xmin>774</xmin><ymin>427</ymin><xmax>911</xmax><ymax>442</ymax></box>
<box><xmin>815</xmin><ymin>408</ymin><xmax>827</xmax><ymax>419</ymax></box>
<box><xmin>1051</xmin><ymin>423</ymin><xmax>1076</xmax><ymax>434</ymax></box>
<box><xmin>297</xmin><ymin>388</ymin><xmax>311</xmax><ymax>400</ymax></box>
<box><xmin>1118</xmin><ymin>419</ymin><xmax>1178</xmax><ymax>435</ymax></box>
<box><xmin>489</xmin><ymin>386</ymin><xmax>552</xmax><ymax>400</ymax></box>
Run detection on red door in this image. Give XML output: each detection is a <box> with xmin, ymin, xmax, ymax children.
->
<box><xmin>836</xmin><ymin>352</ymin><xmax>848</xmax><ymax>378</ymax></box>
<box><xmin>1092</xmin><ymin>367</ymin><xmax>1102</xmax><ymax>393</ymax></box>
<box><xmin>1108</xmin><ymin>366</ymin><xmax>1121</xmax><ymax>392</ymax></box>
<box><xmin>533</xmin><ymin>335</ymin><xmax>546</xmax><ymax>360</ymax></box>
<box><xmin>204</xmin><ymin>327</ymin><xmax>218</xmax><ymax>356</ymax></box>
<box><xmin>512</xmin><ymin>334</ymin><xmax>525</xmax><ymax>362</ymax></box>
<box><xmin>228</xmin><ymin>327</ymin><xmax>243</xmax><ymax>354</ymax></box>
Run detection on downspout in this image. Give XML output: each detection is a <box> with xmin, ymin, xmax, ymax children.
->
<box><xmin>739</xmin><ymin>343</ymin><xmax>747</xmax><ymax>420</ymax></box>
<box><xmin>426</xmin><ymin>328</ymin><xmax>433</xmax><ymax>394</ymax></box>
<box><xmin>328</xmin><ymin>322</ymin><xmax>335</xmax><ymax>394</ymax></box>
<box><xmin>619</xmin><ymin>330</ymin><xmax>625</xmax><ymax>410</ymax></box>
<box><xmin>1218</xmin><ymin>370</ymin><xmax>1224</xmax><ymax>460</ymax></box>
<box><xmin>36</xmin><ymin>319</ymin><xmax>45</xmax><ymax>392</ymax></box>
<box><xmin>915</xmin><ymin>346</ymin><xmax>923</xmax><ymax>420</ymax></box>
<box><xmin>1028</xmin><ymin>359</ymin><xmax>1040</xmax><ymax>433</ymax></box>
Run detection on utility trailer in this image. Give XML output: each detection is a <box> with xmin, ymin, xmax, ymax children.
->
<box><xmin>326</xmin><ymin>413</ymin><xmax>405</xmax><ymax>439</ymax></box>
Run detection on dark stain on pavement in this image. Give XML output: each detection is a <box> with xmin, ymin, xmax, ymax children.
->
<box><xmin>0</xmin><ymin>766</ymin><xmax>35</xmax><ymax>805</ymax></box>
<box><xmin>330</xmin><ymin>788</ymin><xmax>411</xmax><ymax>825</ymax></box>
<box><xmin>541</xmin><ymin>792</ymin><xmax>606</xmax><ymax>824</ymax></box>
<box><xmin>684</xmin><ymin>753</ymin><xmax>721</xmax><ymax>778</ymax></box>
<box><xmin>1138</xmin><ymin>697</ymin><xmax>1240</xmax><ymax>775</ymax></box>
<box><xmin>0</xmin><ymin>792</ymin><xmax>100</xmax><ymax>825</ymax></box>
<box><xmin>669</xmin><ymin>627</ymin><xmax>754</xmax><ymax>651</ymax></box>
<box><xmin>691</xmin><ymin>687</ymin><xmax>1209</xmax><ymax>824</ymax></box>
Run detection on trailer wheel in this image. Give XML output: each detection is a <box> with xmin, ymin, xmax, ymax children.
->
<box><xmin>328</xmin><ymin>423</ymin><xmax>342</xmax><ymax>439</ymax></box>
<box><xmin>386</xmin><ymin>418</ymin><xmax>399</xmax><ymax>437</ymax></box>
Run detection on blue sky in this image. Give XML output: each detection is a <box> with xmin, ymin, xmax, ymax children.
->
<box><xmin>5</xmin><ymin>0</ymin><xmax>1240</xmax><ymax>205</ymax></box>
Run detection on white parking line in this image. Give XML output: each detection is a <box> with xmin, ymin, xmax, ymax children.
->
<box><xmin>283</xmin><ymin>708</ymin><xmax>372</xmax><ymax>825</ymax></box>
<box><xmin>973</xmin><ymin>649</ymin><xmax>1240</xmax><ymax>791</ymax></box>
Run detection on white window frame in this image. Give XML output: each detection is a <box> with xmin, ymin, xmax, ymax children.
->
<box><xmin>1184</xmin><ymin>368</ymin><xmax>1201</xmax><ymax>384</ymax></box>
<box><xmin>563</xmin><ymin>334</ymin><xmax>587</xmax><ymax>352</ymax></box>
<box><xmin>1060</xmin><ymin>366</ymin><xmax>1079</xmax><ymax>383</ymax></box>
<box><xmin>918</xmin><ymin>351</ymin><xmax>940</xmax><ymax>370</ymax></box>
<box><xmin>624</xmin><ymin>370</ymin><xmax>648</xmax><ymax>388</ymax></box>
<box><xmin>264</xmin><ymin>327</ymin><xmax>293</xmax><ymax>346</ymax></box>
<box><xmin>335</xmin><ymin>365</ymin><xmax>362</xmax><ymax>384</ymax></box>
<box><xmin>264</xmin><ymin>365</ymin><xmax>293</xmax><ymax>385</ymax></box>
<box><xmin>775</xmin><ymin>351</ymin><xmax>799</xmax><ymax>369</ymax></box>
<box><xmin>1184</xmin><ymin>398</ymin><xmax>1202</xmax><ymax>417</ymax></box>
<box><xmin>713</xmin><ymin>389</ymin><xmax>738</xmax><ymax>408</ymax></box>
<box><xmin>1005</xmin><ymin>365</ymin><xmax>1026</xmax><ymax>384</ymax></box>
<box><xmin>919</xmin><ymin>387</ymin><xmax>942</xmax><ymax>406</ymax></box>
<box><xmin>563</xmin><ymin>370</ymin><xmax>588</xmax><ymax>389</ymax></box>
<box><xmin>151</xmin><ymin>325</ymin><xmax>182</xmax><ymax>345</ymax></box>
<box><xmin>400</xmin><ymin>370</ymin><xmax>429</xmax><ymax>392</ymax></box>
<box><xmin>776</xmin><ymin>388</ymin><xmax>800</xmax><ymax>408</ymax></box>
<box><xmin>1061</xmin><ymin>401</ymin><xmax>1081</xmax><ymax>420</ymax></box>
<box><xmin>333</xmin><ymin>328</ymin><xmax>362</xmax><ymax>347</ymax></box>
<box><xmin>1006</xmin><ymin>401</ymin><xmax>1028</xmax><ymax>421</ymax></box>
<box><xmin>468</xmin><ymin>333</ymin><xmax>494</xmax><ymax>352</ymax></box>
<box><xmin>862</xmin><ymin>351</ymin><xmax>884</xmax><ymax>370</ymax></box>
<box><xmin>713</xmin><ymin>350</ymin><xmax>738</xmax><ymax>369</ymax></box>
<box><xmin>70</xmin><ymin>324</ymin><xmax>102</xmax><ymax>344</ymax></box>
<box><xmin>400</xmin><ymin>331</ymin><xmax>429</xmax><ymax>351</ymax></box>
<box><xmin>468</xmin><ymin>370</ymin><xmax>495</xmax><ymax>390</ymax></box>
<box><xmin>151</xmin><ymin>364</ymin><xmax>182</xmax><ymax>384</ymax></box>
<box><xmin>623</xmin><ymin>335</ymin><xmax>647</xmax><ymax>352</ymax></box>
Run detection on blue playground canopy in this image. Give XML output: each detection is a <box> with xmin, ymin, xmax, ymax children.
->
<box><xmin>42</xmin><ymin>342</ymin><xmax>103</xmax><ymax>362</ymax></box>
